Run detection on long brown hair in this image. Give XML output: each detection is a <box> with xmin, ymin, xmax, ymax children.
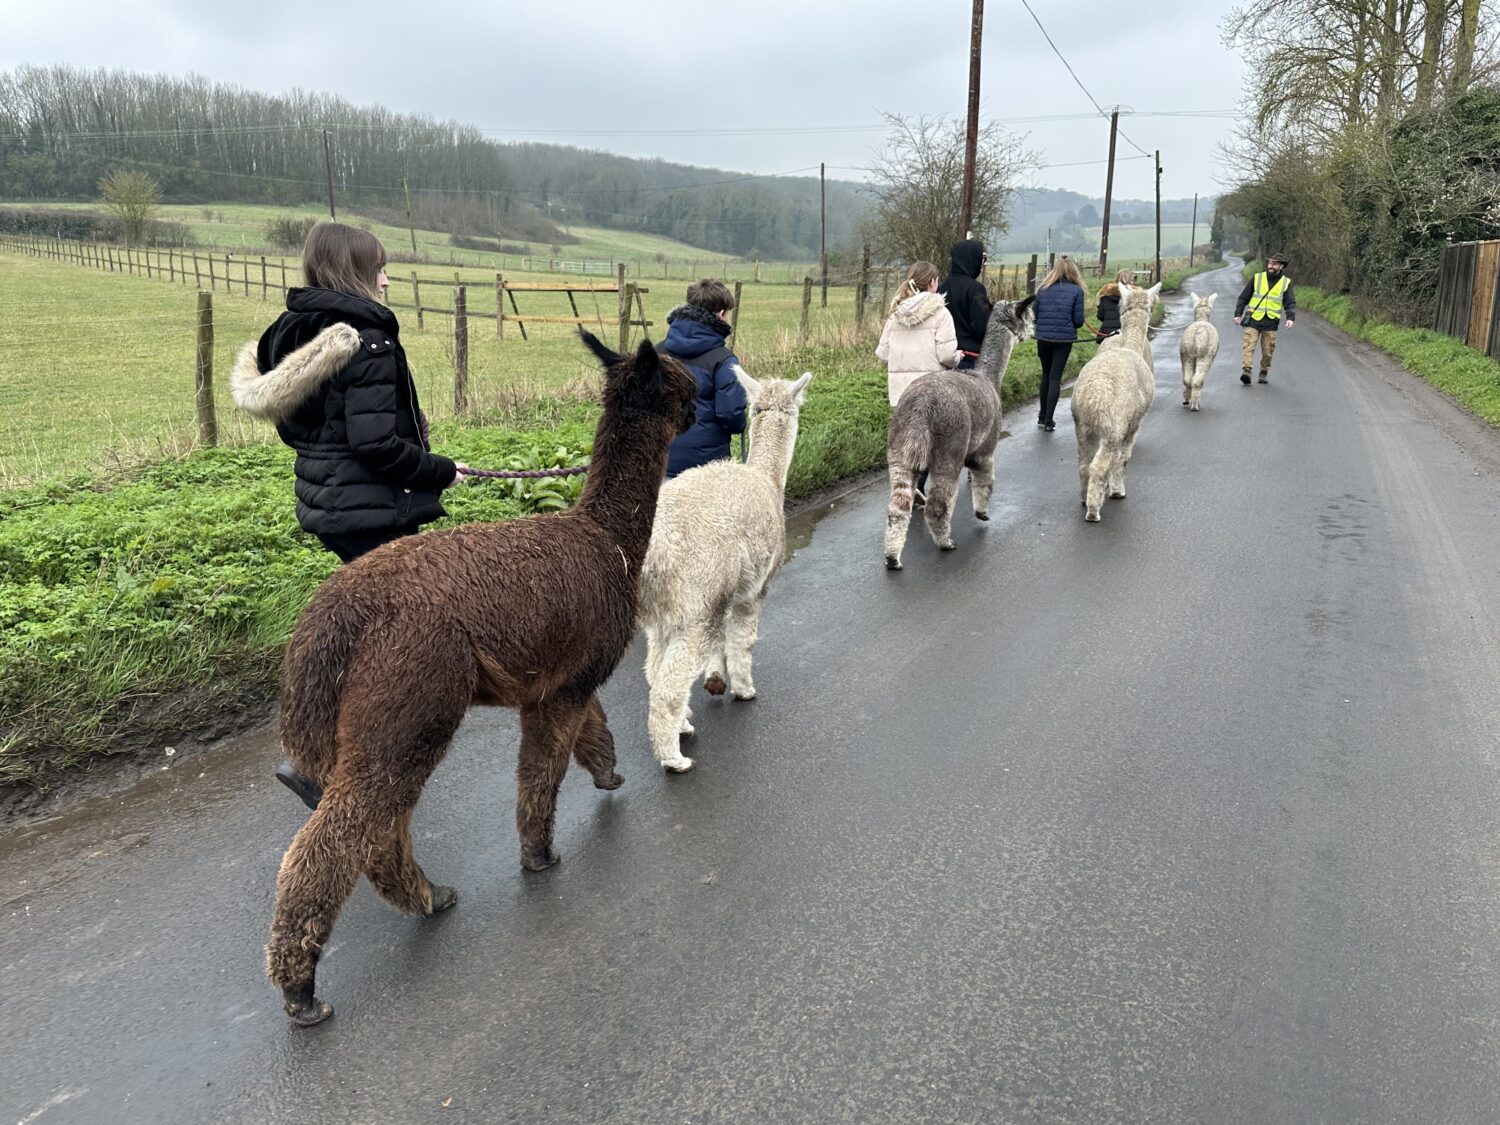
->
<box><xmin>1039</xmin><ymin>255</ymin><xmax>1083</xmax><ymax>290</ymax></box>
<box><xmin>302</xmin><ymin>221</ymin><xmax>387</xmax><ymax>302</ymax></box>
<box><xmin>889</xmin><ymin>260</ymin><xmax>940</xmax><ymax>314</ymax></box>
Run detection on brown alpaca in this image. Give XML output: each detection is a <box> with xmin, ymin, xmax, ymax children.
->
<box><xmin>264</xmin><ymin>331</ymin><xmax>696</xmax><ymax>1027</ymax></box>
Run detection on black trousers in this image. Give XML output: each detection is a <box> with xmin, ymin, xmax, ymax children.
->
<box><xmin>315</xmin><ymin>524</ymin><xmax>418</xmax><ymax>564</ymax></box>
<box><xmin>1036</xmin><ymin>340</ymin><xmax>1074</xmax><ymax>424</ymax></box>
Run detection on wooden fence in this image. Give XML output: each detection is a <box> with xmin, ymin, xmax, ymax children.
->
<box><xmin>1434</xmin><ymin>239</ymin><xmax>1500</xmax><ymax>361</ymax></box>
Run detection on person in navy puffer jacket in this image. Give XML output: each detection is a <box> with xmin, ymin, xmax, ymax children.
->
<box><xmin>660</xmin><ymin>278</ymin><xmax>748</xmax><ymax>477</ymax></box>
<box><xmin>1032</xmin><ymin>256</ymin><xmax>1086</xmax><ymax>431</ymax></box>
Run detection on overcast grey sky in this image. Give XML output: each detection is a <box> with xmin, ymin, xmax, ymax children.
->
<box><xmin>1</xmin><ymin>0</ymin><xmax>1246</xmax><ymax>201</ymax></box>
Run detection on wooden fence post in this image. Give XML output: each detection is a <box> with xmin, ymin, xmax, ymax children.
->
<box><xmin>880</xmin><ymin>268</ymin><xmax>890</xmax><ymax>316</ymax></box>
<box><xmin>208</xmin><ymin>255</ymin><xmax>217</xmax><ymax>291</ymax></box>
<box><xmin>453</xmin><ymin>286</ymin><xmax>469</xmax><ymax>416</ymax></box>
<box><xmin>412</xmin><ymin>272</ymin><xmax>424</xmax><ymax>330</ymax></box>
<box><xmin>1026</xmin><ymin>254</ymin><xmax>1038</xmax><ymax>296</ymax></box>
<box><xmin>195</xmin><ymin>291</ymin><xmax>218</xmax><ymax>447</ymax></box>
<box><xmin>496</xmin><ymin>273</ymin><xmax>504</xmax><ymax>339</ymax></box>
<box><xmin>619</xmin><ymin>281</ymin><xmax>634</xmax><ymax>351</ymax></box>
<box><xmin>168</xmin><ymin>249</ymin><xmax>175</xmax><ymax>283</ymax></box>
<box><xmin>260</xmin><ymin>256</ymin><xmax>267</xmax><ymax>299</ymax></box>
<box><xmin>192</xmin><ymin>252</ymin><xmax>202</xmax><ymax>288</ymax></box>
<box><xmin>729</xmin><ymin>281</ymin><xmax>743</xmax><ymax>348</ymax></box>
<box><xmin>799</xmin><ymin>276</ymin><xmax>813</xmax><ymax>345</ymax></box>
<box><xmin>856</xmin><ymin>244</ymin><xmax>870</xmax><ymax>331</ymax></box>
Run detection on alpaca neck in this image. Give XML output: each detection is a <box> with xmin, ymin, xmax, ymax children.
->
<box><xmin>574</xmin><ymin>407</ymin><xmax>673</xmax><ymax>558</ymax></box>
<box><xmin>745</xmin><ymin>412</ymin><xmax>798</xmax><ymax>492</ymax></box>
<box><xmin>1194</xmin><ymin>308</ymin><xmax>1213</xmax><ymax>322</ymax></box>
<box><xmin>1120</xmin><ymin>309</ymin><xmax>1151</xmax><ymax>351</ymax></box>
<box><xmin>975</xmin><ymin>328</ymin><xmax>1016</xmax><ymax>391</ymax></box>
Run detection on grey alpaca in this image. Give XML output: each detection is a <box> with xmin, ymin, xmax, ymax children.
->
<box><xmin>1179</xmin><ymin>292</ymin><xmax>1219</xmax><ymax>410</ymax></box>
<box><xmin>883</xmin><ymin>296</ymin><xmax>1035</xmax><ymax>569</ymax></box>
<box><xmin>1070</xmin><ymin>282</ymin><xmax>1160</xmax><ymax>521</ymax></box>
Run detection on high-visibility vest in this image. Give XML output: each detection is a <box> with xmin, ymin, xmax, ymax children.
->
<box><xmin>1248</xmin><ymin>272</ymin><xmax>1289</xmax><ymax>322</ymax></box>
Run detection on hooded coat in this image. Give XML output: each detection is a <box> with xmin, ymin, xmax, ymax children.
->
<box><xmin>232</xmin><ymin>287</ymin><xmax>455</xmax><ymax>537</ymax></box>
<box><xmin>876</xmin><ymin>291</ymin><xmax>961</xmax><ymax>407</ymax></box>
<box><xmin>938</xmin><ymin>240</ymin><xmax>994</xmax><ymax>355</ymax></box>
<box><xmin>1095</xmin><ymin>282</ymin><xmax>1122</xmax><ymax>337</ymax></box>
<box><xmin>660</xmin><ymin>303</ymin><xmax>748</xmax><ymax>478</ymax></box>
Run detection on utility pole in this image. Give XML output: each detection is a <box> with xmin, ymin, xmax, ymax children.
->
<box><xmin>1188</xmin><ymin>192</ymin><xmax>1199</xmax><ymax>267</ymax></box>
<box><xmin>1098</xmin><ymin>109</ymin><xmax>1120</xmax><ymax>275</ymax></box>
<box><xmin>1154</xmin><ymin>149</ymin><xmax>1162</xmax><ymax>284</ymax></box>
<box><xmin>820</xmin><ymin>161</ymin><xmax>828</xmax><ymax>308</ymax></box>
<box><xmin>958</xmin><ymin>0</ymin><xmax>985</xmax><ymax>240</ymax></box>
<box><xmin>403</xmin><ymin>177</ymin><xmax>418</xmax><ymax>256</ymax></box>
<box><xmin>322</xmin><ymin>130</ymin><xmax>336</xmax><ymax>220</ymax></box>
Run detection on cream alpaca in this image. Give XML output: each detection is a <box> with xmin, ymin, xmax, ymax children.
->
<box><xmin>1070</xmin><ymin>282</ymin><xmax>1160</xmax><ymax>521</ymax></box>
<box><xmin>637</xmin><ymin>369</ymin><xmax>812</xmax><ymax>773</ymax></box>
<box><xmin>1179</xmin><ymin>293</ymin><xmax>1219</xmax><ymax>411</ymax></box>
<box><xmin>883</xmin><ymin>297</ymin><xmax>1035</xmax><ymax>569</ymax></box>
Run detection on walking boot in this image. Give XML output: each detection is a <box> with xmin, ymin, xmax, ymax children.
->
<box><xmin>1258</xmin><ymin>369</ymin><xmax>1270</xmax><ymax>384</ymax></box>
<box><xmin>1241</xmin><ymin>367</ymin><xmax>1252</xmax><ymax>385</ymax></box>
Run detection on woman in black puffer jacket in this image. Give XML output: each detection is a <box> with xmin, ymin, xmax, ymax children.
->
<box><xmin>232</xmin><ymin>222</ymin><xmax>464</xmax><ymax>563</ymax></box>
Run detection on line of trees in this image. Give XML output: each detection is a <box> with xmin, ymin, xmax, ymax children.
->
<box><xmin>0</xmin><ymin>65</ymin><xmax>866</xmax><ymax>259</ymax></box>
<box><xmin>1217</xmin><ymin>0</ymin><xmax>1500</xmax><ymax>321</ymax></box>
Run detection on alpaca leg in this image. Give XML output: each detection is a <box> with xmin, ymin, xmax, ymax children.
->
<box><xmin>646</xmin><ymin>627</ymin><xmax>693</xmax><ymax>733</ymax></box>
<box><xmin>648</xmin><ymin>632</ymin><xmax>705</xmax><ymax>772</ymax></box>
<box><xmin>516</xmin><ymin>696</ymin><xmax>588</xmax><ymax>871</ymax></box>
<box><xmin>571</xmin><ymin>694</ymin><xmax>624</xmax><ymax>790</ymax></box>
<box><xmin>1075</xmin><ymin>424</ymin><xmax>1098</xmax><ymax>505</ymax></box>
<box><xmin>364</xmin><ymin>808</ymin><xmax>456</xmax><ymax>916</ymax></box>
<box><xmin>884</xmin><ymin>462</ymin><xmax>917</xmax><ymax>570</ymax></box>
<box><xmin>266</xmin><ymin>793</ymin><xmax>370</xmax><ymax>1027</ymax></box>
<box><xmin>725</xmin><ymin>593</ymin><xmax>766</xmax><ymax>701</ymax></box>
<box><xmin>968</xmin><ymin>455</ymin><xmax>995</xmax><ymax>521</ymax></box>
<box><xmin>703</xmin><ymin>645</ymin><xmax>728</xmax><ymax>697</ymax></box>
<box><xmin>1085</xmin><ymin>441</ymin><xmax>1114</xmax><ymax>521</ymax></box>
<box><xmin>923</xmin><ymin>466</ymin><xmax>961</xmax><ymax>551</ymax></box>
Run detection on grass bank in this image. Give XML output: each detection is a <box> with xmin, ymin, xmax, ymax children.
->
<box><xmin>1</xmin><ymin>326</ymin><xmax>1074</xmax><ymax>790</ymax></box>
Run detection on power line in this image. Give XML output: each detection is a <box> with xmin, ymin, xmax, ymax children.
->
<box><xmin>1016</xmin><ymin>0</ymin><xmax>1153</xmax><ymax>158</ymax></box>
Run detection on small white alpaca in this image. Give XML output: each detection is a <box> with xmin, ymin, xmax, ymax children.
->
<box><xmin>638</xmin><ymin>368</ymin><xmax>812</xmax><ymax>773</ymax></box>
<box><xmin>1070</xmin><ymin>282</ymin><xmax>1160</xmax><ymax>521</ymax></box>
<box><xmin>1179</xmin><ymin>293</ymin><xmax>1219</xmax><ymax>410</ymax></box>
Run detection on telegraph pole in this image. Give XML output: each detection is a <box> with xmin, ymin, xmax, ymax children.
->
<box><xmin>403</xmin><ymin>177</ymin><xmax>418</xmax><ymax>256</ymax></box>
<box><xmin>1098</xmin><ymin>109</ymin><xmax>1120</xmax><ymax>274</ymax></box>
<box><xmin>322</xmin><ymin>130</ymin><xmax>337</xmax><ymax>220</ymax></box>
<box><xmin>958</xmin><ymin>0</ymin><xmax>984</xmax><ymax>239</ymax></box>
<box><xmin>1188</xmin><ymin>192</ymin><xmax>1199</xmax><ymax>267</ymax></box>
<box><xmin>820</xmin><ymin>161</ymin><xmax>828</xmax><ymax>308</ymax></box>
<box><xmin>1154</xmin><ymin>149</ymin><xmax>1162</xmax><ymax>284</ymax></box>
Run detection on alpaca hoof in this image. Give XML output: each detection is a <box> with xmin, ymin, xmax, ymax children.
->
<box><xmin>428</xmin><ymin>884</ymin><xmax>459</xmax><ymax>914</ymax></box>
<box><xmin>594</xmin><ymin>771</ymin><xmax>625</xmax><ymax>791</ymax></box>
<box><xmin>938</xmin><ymin>540</ymin><xmax>956</xmax><ymax>551</ymax></box>
<box><xmin>732</xmin><ymin>688</ymin><xmax>756</xmax><ymax>702</ymax></box>
<box><xmin>703</xmin><ymin>673</ymin><xmax>727</xmax><ymax>696</ymax></box>
<box><xmin>680</xmin><ymin>719</ymin><xmax>695</xmax><ymax>737</ymax></box>
<box><xmin>975</xmin><ymin>511</ymin><xmax>989</xmax><ymax>521</ymax></box>
<box><xmin>884</xmin><ymin>555</ymin><xmax>903</xmax><ymax>570</ymax></box>
<box><xmin>283</xmin><ymin>989</ymin><xmax>334</xmax><ymax>1028</ymax></box>
<box><xmin>521</xmin><ymin>843</ymin><xmax>561</xmax><ymax>872</ymax></box>
<box><xmin>1085</xmin><ymin>510</ymin><xmax>1101</xmax><ymax>522</ymax></box>
<box><xmin>275</xmin><ymin>761</ymin><xmax>323</xmax><ymax>811</ymax></box>
<box><xmin>662</xmin><ymin>755</ymin><xmax>695</xmax><ymax>774</ymax></box>
<box><xmin>1109</xmin><ymin>490</ymin><xmax>1126</xmax><ymax>499</ymax></box>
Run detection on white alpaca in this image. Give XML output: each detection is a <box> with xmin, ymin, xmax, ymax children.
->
<box><xmin>638</xmin><ymin>369</ymin><xmax>812</xmax><ymax>773</ymax></box>
<box><xmin>1070</xmin><ymin>282</ymin><xmax>1160</xmax><ymax>521</ymax></box>
<box><xmin>1179</xmin><ymin>293</ymin><xmax>1219</xmax><ymax>411</ymax></box>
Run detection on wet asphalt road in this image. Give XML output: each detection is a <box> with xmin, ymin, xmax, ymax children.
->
<box><xmin>6</xmin><ymin>261</ymin><xmax>1500</xmax><ymax>1124</ymax></box>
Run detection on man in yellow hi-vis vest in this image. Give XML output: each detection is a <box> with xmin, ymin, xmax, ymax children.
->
<box><xmin>1233</xmin><ymin>254</ymin><xmax>1295</xmax><ymax>384</ymax></box>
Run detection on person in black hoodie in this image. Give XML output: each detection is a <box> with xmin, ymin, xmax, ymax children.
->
<box><xmin>232</xmin><ymin>222</ymin><xmax>465</xmax><ymax>810</ymax></box>
<box><xmin>232</xmin><ymin>222</ymin><xmax>463</xmax><ymax>564</ymax></box>
<box><xmin>938</xmin><ymin>239</ymin><xmax>994</xmax><ymax>369</ymax></box>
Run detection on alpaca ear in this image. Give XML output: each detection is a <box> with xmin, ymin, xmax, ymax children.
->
<box><xmin>732</xmin><ymin>363</ymin><xmax>762</xmax><ymax>402</ymax></box>
<box><xmin>1147</xmin><ymin>282</ymin><xmax>1162</xmax><ymax>305</ymax></box>
<box><xmin>1206</xmin><ymin>292</ymin><xmax>1218</xmax><ymax>309</ymax></box>
<box><xmin>1014</xmin><ymin>295</ymin><xmax>1036</xmax><ymax>319</ymax></box>
<box><xmin>789</xmin><ymin>372</ymin><xmax>812</xmax><ymax>402</ymax></box>
<box><xmin>577</xmin><ymin>328</ymin><xmax>620</xmax><ymax>369</ymax></box>
<box><xmin>630</xmin><ymin>337</ymin><xmax>664</xmax><ymax>384</ymax></box>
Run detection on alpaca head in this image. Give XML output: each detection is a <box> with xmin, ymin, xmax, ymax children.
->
<box><xmin>1117</xmin><ymin>282</ymin><xmax>1162</xmax><ymax>322</ymax></box>
<box><xmin>578</xmin><ymin>330</ymin><xmax>696</xmax><ymax>435</ymax></box>
<box><xmin>734</xmin><ymin>366</ymin><xmax>813</xmax><ymax>485</ymax></box>
<box><xmin>988</xmin><ymin>294</ymin><xmax>1037</xmax><ymax>342</ymax></box>
<box><xmin>1192</xmin><ymin>292</ymin><xmax>1217</xmax><ymax>320</ymax></box>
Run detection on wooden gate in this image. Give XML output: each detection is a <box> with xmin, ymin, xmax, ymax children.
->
<box><xmin>1434</xmin><ymin>239</ymin><xmax>1500</xmax><ymax>361</ymax></box>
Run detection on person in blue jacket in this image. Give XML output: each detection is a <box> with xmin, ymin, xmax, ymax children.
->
<box><xmin>1032</xmin><ymin>256</ymin><xmax>1087</xmax><ymax>431</ymax></box>
<box><xmin>660</xmin><ymin>278</ymin><xmax>748</xmax><ymax>477</ymax></box>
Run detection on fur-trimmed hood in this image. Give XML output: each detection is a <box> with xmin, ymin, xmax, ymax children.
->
<box><xmin>892</xmin><ymin>291</ymin><xmax>948</xmax><ymax>327</ymax></box>
<box><xmin>1099</xmin><ymin>282</ymin><xmax>1121</xmax><ymax>298</ymax></box>
<box><xmin>232</xmin><ymin>324</ymin><xmax>362</xmax><ymax>423</ymax></box>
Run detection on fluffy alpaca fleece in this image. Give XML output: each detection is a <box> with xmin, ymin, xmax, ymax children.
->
<box><xmin>883</xmin><ymin>296</ymin><xmax>1035</xmax><ymax>569</ymax></box>
<box><xmin>1070</xmin><ymin>282</ymin><xmax>1160</xmax><ymax>521</ymax></box>
<box><xmin>262</xmin><ymin>331</ymin><xmax>696</xmax><ymax>1027</ymax></box>
<box><xmin>1098</xmin><ymin>312</ymin><xmax>1155</xmax><ymax>375</ymax></box>
<box><xmin>637</xmin><ymin>369</ymin><xmax>812</xmax><ymax>772</ymax></box>
<box><xmin>1179</xmin><ymin>292</ymin><xmax>1220</xmax><ymax>410</ymax></box>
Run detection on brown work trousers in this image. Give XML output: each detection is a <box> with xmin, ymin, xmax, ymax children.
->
<box><xmin>1241</xmin><ymin>326</ymin><xmax>1277</xmax><ymax>374</ymax></box>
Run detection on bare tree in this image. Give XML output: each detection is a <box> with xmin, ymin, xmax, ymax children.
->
<box><xmin>97</xmin><ymin>168</ymin><xmax>161</xmax><ymax>245</ymax></box>
<box><xmin>861</xmin><ymin>113</ymin><xmax>1037</xmax><ymax>269</ymax></box>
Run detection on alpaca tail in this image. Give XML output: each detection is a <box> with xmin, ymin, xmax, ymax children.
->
<box><xmin>278</xmin><ymin>592</ymin><xmax>369</xmax><ymax>785</ymax></box>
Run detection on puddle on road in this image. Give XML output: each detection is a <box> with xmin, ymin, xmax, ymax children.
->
<box><xmin>783</xmin><ymin>477</ymin><xmax>887</xmax><ymax>562</ymax></box>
